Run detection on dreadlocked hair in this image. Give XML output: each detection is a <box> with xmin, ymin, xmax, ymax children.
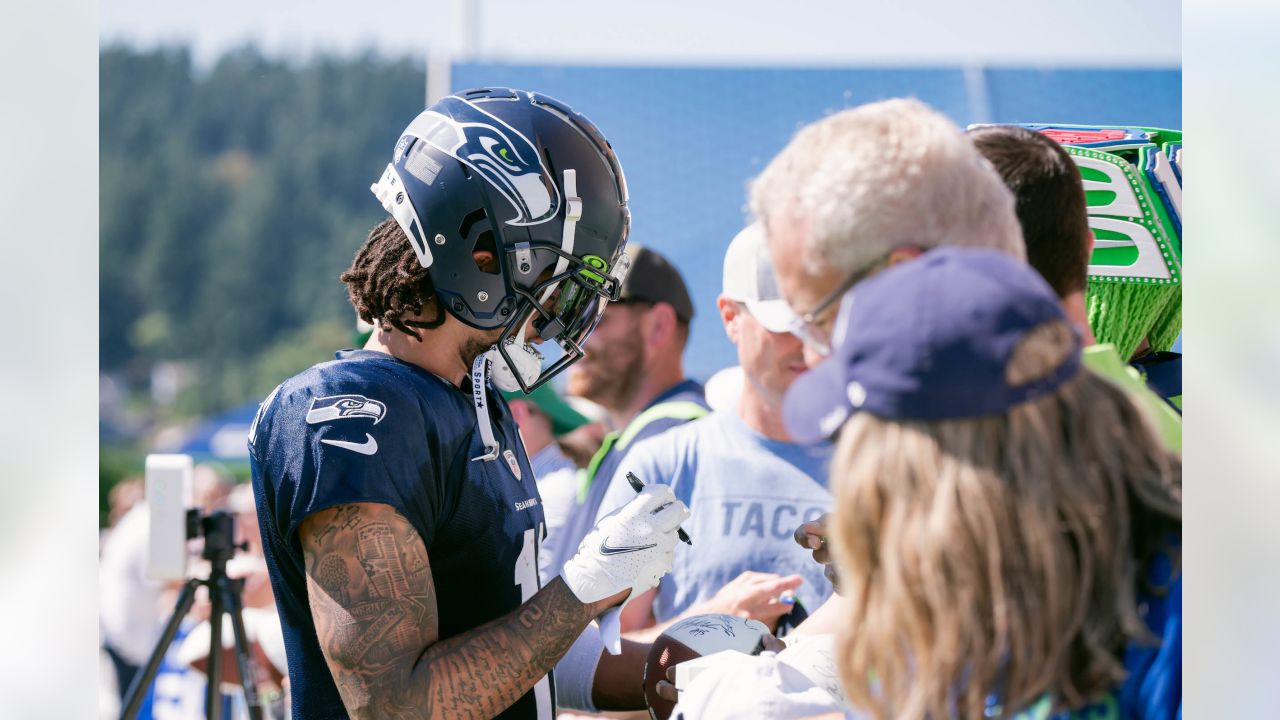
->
<box><xmin>340</xmin><ymin>219</ymin><xmax>446</xmax><ymax>340</ymax></box>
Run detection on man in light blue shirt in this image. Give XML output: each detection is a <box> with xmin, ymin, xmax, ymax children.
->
<box><xmin>594</xmin><ymin>224</ymin><xmax>834</xmax><ymax>634</ymax></box>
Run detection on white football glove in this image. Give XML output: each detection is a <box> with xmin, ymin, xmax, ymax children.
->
<box><xmin>562</xmin><ymin>483</ymin><xmax>689</xmax><ymax>606</ymax></box>
<box><xmin>562</xmin><ymin>484</ymin><xmax>690</xmax><ymax>654</ymax></box>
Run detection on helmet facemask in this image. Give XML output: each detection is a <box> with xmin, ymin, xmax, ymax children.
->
<box><xmin>492</xmin><ymin>238</ymin><xmax>631</xmax><ymax>393</ymax></box>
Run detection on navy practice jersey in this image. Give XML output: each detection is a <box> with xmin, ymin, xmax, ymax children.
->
<box><xmin>248</xmin><ymin>349</ymin><xmax>552</xmax><ymax>720</ymax></box>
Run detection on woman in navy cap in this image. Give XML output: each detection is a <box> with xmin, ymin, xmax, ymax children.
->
<box><xmin>783</xmin><ymin>247</ymin><xmax>1181</xmax><ymax>720</ymax></box>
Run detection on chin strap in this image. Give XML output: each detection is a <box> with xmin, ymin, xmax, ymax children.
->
<box><xmin>469</xmin><ymin>352</ymin><xmax>501</xmax><ymax>462</ymax></box>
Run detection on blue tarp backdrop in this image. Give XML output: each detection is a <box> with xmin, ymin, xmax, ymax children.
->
<box><xmin>175</xmin><ymin>401</ymin><xmax>259</xmax><ymax>460</ymax></box>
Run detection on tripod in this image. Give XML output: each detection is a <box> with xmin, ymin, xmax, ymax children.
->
<box><xmin>120</xmin><ymin>511</ymin><xmax>265</xmax><ymax>720</ymax></box>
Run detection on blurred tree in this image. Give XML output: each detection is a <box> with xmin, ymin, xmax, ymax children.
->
<box><xmin>100</xmin><ymin>44</ymin><xmax>426</xmax><ymax>422</ymax></box>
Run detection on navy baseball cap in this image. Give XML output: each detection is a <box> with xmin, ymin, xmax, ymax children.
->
<box><xmin>783</xmin><ymin>247</ymin><xmax>1082</xmax><ymax>443</ymax></box>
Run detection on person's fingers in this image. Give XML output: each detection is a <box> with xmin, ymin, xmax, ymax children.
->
<box><xmin>747</xmin><ymin>570</ymin><xmax>800</xmax><ymax>588</ymax></box>
<box><xmin>651</xmin><ymin>499</ymin><xmax>691</xmax><ymax>531</ymax></box>
<box><xmin>750</xmin><ymin>602</ymin><xmax>796</xmax><ymax>621</ymax></box>
<box><xmin>666</xmin><ymin>666</ymin><xmax>678</xmax><ymax>683</ymax></box>
<box><xmin>655</xmin><ymin>679</ymin><xmax>679</xmax><ymax>703</ymax></box>
<box><xmin>637</xmin><ymin>483</ymin><xmax>677</xmax><ymax>511</ymax></box>
<box><xmin>793</xmin><ymin>520</ymin><xmax>824</xmax><ymax>549</ymax></box>
<box><xmin>768</xmin><ymin>574</ymin><xmax>805</xmax><ymax>593</ymax></box>
<box><xmin>741</xmin><ymin>574</ymin><xmax>802</xmax><ymax>603</ymax></box>
<box><xmin>812</xmin><ymin>544</ymin><xmax>832</xmax><ymax>564</ymax></box>
<box><xmin>759</xmin><ymin>634</ymin><xmax>787</xmax><ymax>654</ymax></box>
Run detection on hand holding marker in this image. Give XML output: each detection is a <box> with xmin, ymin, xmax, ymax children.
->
<box><xmin>626</xmin><ymin>472</ymin><xmax>692</xmax><ymax>546</ymax></box>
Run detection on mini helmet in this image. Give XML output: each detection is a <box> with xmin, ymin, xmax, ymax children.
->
<box><xmin>371</xmin><ymin>87</ymin><xmax>631</xmax><ymax>392</ymax></box>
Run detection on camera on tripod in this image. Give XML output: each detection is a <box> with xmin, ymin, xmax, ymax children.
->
<box><xmin>122</xmin><ymin>454</ymin><xmax>264</xmax><ymax>720</ymax></box>
<box><xmin>145</xmin><ymin>455</ymin><xmax>249</xmax><ymax>580</ymax></box>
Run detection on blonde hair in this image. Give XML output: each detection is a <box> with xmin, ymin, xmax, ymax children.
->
<box><xmin>750</xmin><ymin>98</ymin><xmax>1025</xmax><ymax>276</ymax></box>
<box><xmin>828</xmin><ymin>322</ymin><xmax>1181</xmax><ymax>719</ymax></box>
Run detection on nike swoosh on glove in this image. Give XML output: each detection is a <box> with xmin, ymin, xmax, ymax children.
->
<box><xmin>562</xmin><ymin>483</ymin><xmax>690</xmax><ymax>606</ymax></box>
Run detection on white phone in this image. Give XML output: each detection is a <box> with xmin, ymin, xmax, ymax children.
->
<box><xmin>145</xmin><ymin>453</ymin><xmax>193</xmax><ymax>580</ymax></box>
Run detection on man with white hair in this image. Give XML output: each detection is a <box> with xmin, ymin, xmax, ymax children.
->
<box><xmin>765</xmin><ymin>97</ymin><xmax>1028</xmax><ymax>593</ymax></box>
<box><xmin>753</xmin><ymin>97</ymin><xmax>1025</xmax><ymax>367</ymax></box>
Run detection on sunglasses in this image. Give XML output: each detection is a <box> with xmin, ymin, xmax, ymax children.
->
<box><xmin>787</xmin><ymin>251</ymin><xmax>891</xmax><ymax>355</ymax></box>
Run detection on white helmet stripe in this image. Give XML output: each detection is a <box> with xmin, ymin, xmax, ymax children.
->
<box><xmin>539</xmin><ymin>168</ymin><xmax>582</xmax><ymax>306</ymax></box>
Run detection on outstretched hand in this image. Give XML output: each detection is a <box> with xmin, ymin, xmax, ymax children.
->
<box><xmin>703</xmin><ymin>570</ymin><xmax>804</xmax><ymax>628</ymax></box>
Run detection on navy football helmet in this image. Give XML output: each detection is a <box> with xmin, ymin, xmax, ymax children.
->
<box><xmin>371</xmin><ymin>87</ymin><xmax>631</xmax><ymax>392</ymax></box>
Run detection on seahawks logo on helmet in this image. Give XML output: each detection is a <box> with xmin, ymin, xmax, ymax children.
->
<box><xmin>404</xmin><ymin>96</ymin><xmax>561</xmax><ymax>226</ymax></box>
<box><xmin>306</xmin><ymin>394</ymin><xmax>387</xmax><ymax>425</ymax></box>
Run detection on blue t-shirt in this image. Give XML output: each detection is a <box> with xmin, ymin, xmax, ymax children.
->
<box><xmin>1117</xmin><ymin>542</ymin><xmax>1181</xmax><ymax>720</ymax></box>
<box><xmin>594</xmin><ymin>410</ymin><xmax>835</xmax><ymax>620</ymax></box>
<box><xmin>249</xmin><ymin>349</ymin><xmax>551</xmax><ymax>720</ymax></box>
<box><xmin>1003</xmin><ymin>538</ymin><xmax>1182</xmax><ymax>720</ymax></box>
<box><xmin>542</xmin><ymin>379</ymin><xmax>708</xmax><ymax>581</ymax></box>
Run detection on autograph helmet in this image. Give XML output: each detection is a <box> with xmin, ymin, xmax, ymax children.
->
<box><xmin>372</xmin><ymin>87</ymin><xmax>631</xmax><ymax>391</ymax></box>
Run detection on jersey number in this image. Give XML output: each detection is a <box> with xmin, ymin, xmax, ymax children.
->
<box><xmin>515</xmin><ymin>525</ymin><xmax>553</xmax><ymax>719</ymax></box>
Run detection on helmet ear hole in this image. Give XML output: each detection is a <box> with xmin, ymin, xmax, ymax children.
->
<box><xmin>457</xmin><ymin>208</ymin><xmax>500</xmax><ymax>275</ymax></box>
<box><xmin>459</xmin><ymin>208</ymin><xmax>487</xmax><ymax>240</ymax></box>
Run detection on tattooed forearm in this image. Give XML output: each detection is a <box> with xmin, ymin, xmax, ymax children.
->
<box><xmin>404</xmin><ymin>577</ymin><xmax>595</xmax><ymax>718</ymax></box>
<box><xmin>301</xmin><ymin>503</ymin><xmax>601</xmax><ymax>720</ymax></box>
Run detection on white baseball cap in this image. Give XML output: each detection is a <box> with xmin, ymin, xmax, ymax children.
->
<box><xmin>722</xmin><ymin>223</ymin><xmax>798</xmax><ymax>334</ymax></box>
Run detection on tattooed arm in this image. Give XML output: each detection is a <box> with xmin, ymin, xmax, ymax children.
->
<box><xmin>300</xmin><ymin>502</ymin><xmax>622</xmax><ymax>720</ymax></box>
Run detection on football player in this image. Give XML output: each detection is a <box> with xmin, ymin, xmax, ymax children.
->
<box><xmin>250</xmin><ymin>88</ymin><xmax>689</xmax><ymax>720</ymax></box>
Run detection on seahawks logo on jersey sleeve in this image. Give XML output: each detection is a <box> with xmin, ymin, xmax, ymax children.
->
<box><xmin>305</xmin><ymin>394</ymin><xmax>387</xmax><ymax>425</ymax></box>
<box><xmin>401</xmin><ymin>96</ymin><xmax>561</xmax><ymax>226</ymax></box>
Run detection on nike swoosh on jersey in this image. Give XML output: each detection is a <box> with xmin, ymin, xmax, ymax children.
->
<box><xmin>320</xmin><ymin>434</ymin><xmax>378</xmax><ymax>456</ymax></box>
<box><xmin>598</xmin><ymin>539</ymin><xmax>658</xmax><ymax>555</ymax></box>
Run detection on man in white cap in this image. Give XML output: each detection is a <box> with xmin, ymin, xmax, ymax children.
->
<box><xmin>590</xmin><ymin>223</ymin><xmax>836</xmax><ymax>639</ymax></box>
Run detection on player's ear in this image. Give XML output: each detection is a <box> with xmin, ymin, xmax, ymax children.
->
<box><xmin>646</xmin><ymin>302</ymin><xmax>678</xmax><ymax>348</ymax></box>
<box><xmin>885</xmin><ymin>245</ymin><xmax>922</xmax><ymax>268</ymax></box>
<box><xmin>717</xmin><ymin>295</ymin><xmax>740</xmax><ymax>344</ymax></box>
<box><xmin>471</xmin><ymin>248</ymin><xmax>500</xmax><ymax>275</ymax></box>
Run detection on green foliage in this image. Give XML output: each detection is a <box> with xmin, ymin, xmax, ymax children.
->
<box><xmin>101</xmin><ymin>44</ymin><xmax>426</xmax><ymax>417</ymax></box>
